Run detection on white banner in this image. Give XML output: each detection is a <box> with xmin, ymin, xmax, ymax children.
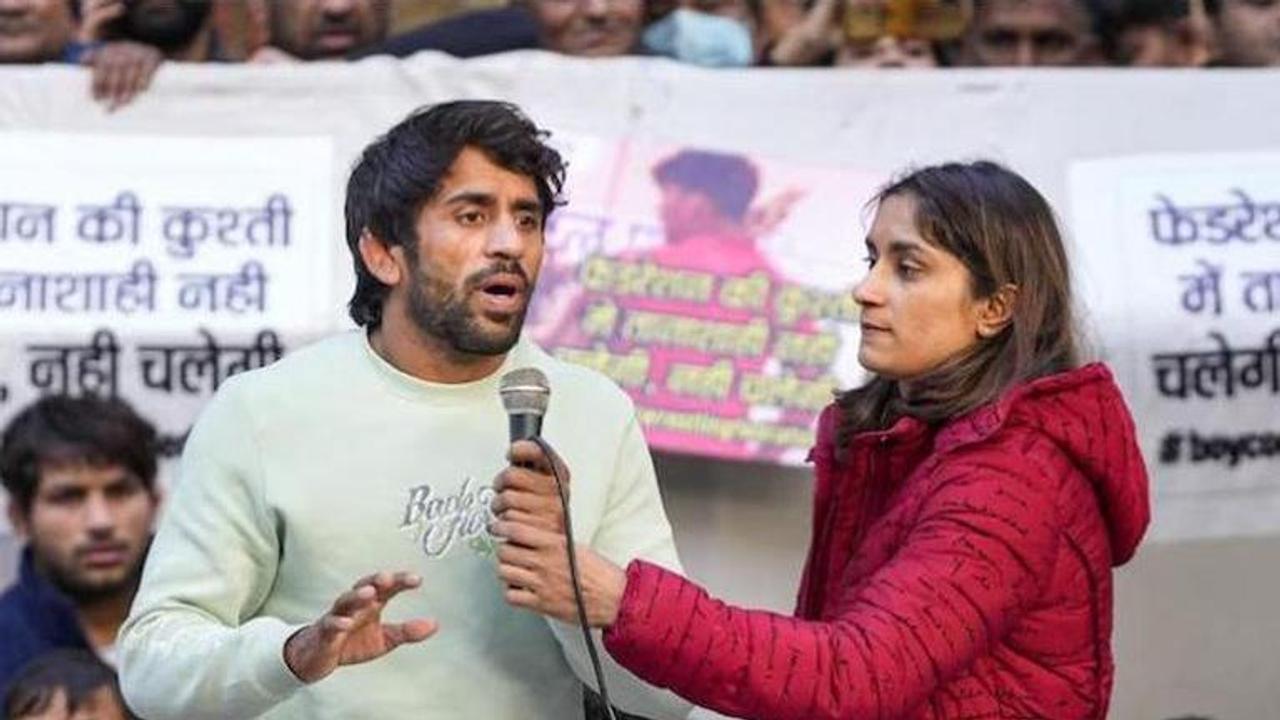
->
<box><xmin>0</xmin><ymin>56</ymin><xmax>1278</xmax><ymax>542</ymax></box>
<box><xmin>0</xmin><ymin>133</ymin><xmax>334</xmax><ymax>334</ymax></box>
<box><xmin>0</xmin><ymin>132</ymin><xmax>334</xmax><ymax>472</ymax></box>
<box><xmin>1071</xmin><ymin>153</ymin><xmax>1280</xmax><ymax>541</ymax></box>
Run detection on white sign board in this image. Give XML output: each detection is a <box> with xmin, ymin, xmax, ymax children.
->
<box><xmin>0</xmin><ymin>133</ymin><xmax>334</xmax><ymax>334</ymax></box>
<box><xmin>1071</xmin><ymin>153</ymin><xmax>1280</xmax><ymax>541</ymax></box>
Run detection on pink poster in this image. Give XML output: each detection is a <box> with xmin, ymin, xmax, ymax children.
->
<box><xmin>529</xmin><ymin>137</ymin><xmax>884</xmax><ymax>465</ymax></box>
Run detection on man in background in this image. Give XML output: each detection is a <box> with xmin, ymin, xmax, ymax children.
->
<box><xmin>249</xmin><ymin>0</ymin><xmax>390</xmax><ymax>61</ymax></box>
<box><xmin>0</xmin><ymin>396</ymin><xmax>159</xmax><ymax>694</ymax></box>
<box><xmin>0</xmin><ymin>0</ymin><xmax>76</xmax><ymax>63</ymax></box>
<box><xmin>529</xmin><ymin>0</ymin><xmax>645</xmax><ymax>55</ymax></box>
<box><xmin>1204</xmin><ymin>0</ymin><xmax>1280</xmax><ymax>66</ymax></box>
<box><xmin>955</xmin><ymin>0</ymin><xmax>1111</xmax><ymax>66</ymax></box>
<box><xmin>1109</xmin><ymin>0</ymin><xmax>1210</xmax><ymax>66</ymax></box>
<box><xmin>360</xmin><ymin>0</ymin><xmax>645</xmax><ymax>60</ymax></box>
<box><xmin>117</xmin><ymin>100</ymin><xmax>689</xmax><ymax>720</ymax></box>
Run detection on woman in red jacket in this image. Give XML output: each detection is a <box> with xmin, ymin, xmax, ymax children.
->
<box><xmin>493</xmin><ymin>160</ymin><xmax>1151</xmax><ymax>720</ymax></box>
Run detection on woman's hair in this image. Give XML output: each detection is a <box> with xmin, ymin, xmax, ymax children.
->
<box><xmin>836</xmin><ymin>160</ymin><xmax>1080</xmax><ymax>451</ymax></box>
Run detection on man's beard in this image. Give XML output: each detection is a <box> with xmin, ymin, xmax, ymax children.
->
<box><xmin>123</xmin><ymin>0</ymin><xmax>212</xmax><ymax>53</ymax></box>
<box><xmin>39</xmin><ymin>548</ymin><xmax>144</xmax><ymax>604</ymax></box>
<box><xmin>405</xmin><ymin>256</ymin><xmax>530</xmax><ymax>357</ymax></box>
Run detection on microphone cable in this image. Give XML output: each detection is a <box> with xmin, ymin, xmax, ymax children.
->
<box><xmin>531</xmin><ymin>435</ymin><xmax>618</xmax><ymax>720</ymax></box>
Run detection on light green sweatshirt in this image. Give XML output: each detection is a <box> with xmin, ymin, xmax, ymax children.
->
<box><xmin>118</xmin><ymin>332</ymin><xmax>691</xmax><ymax>719</ymax></box>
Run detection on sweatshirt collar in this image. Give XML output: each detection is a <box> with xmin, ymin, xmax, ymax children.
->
<box><xmin>359</xmin><ymin>331</ymin><xmax>536</xmax><ymax>405</ymax></box>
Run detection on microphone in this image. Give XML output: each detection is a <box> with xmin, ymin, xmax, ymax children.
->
<box><xmin>495</xmin><ymin>367</ymin><xmax>616</xmax><ymax>719</ymax></box>
<box><xmin>499</xmin><ymin>367</ymin><xmax>550</xmax><ymax>442</ymax></box>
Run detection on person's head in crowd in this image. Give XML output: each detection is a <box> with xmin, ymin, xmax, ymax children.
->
<box><xmin>3</xmin><ymin>649</ymin><xmax>131</xmax><ymax>720</ymax></box>
<box><xmin>76</xmin><ymin>0</ymin><xmax>218</xmax><ymax>62</ymax></box>
<box><xmin>1204</xmin><ymin>0</ymin><xmax>1280</xmax><ymax>66</ymax></box>
<box><xmin>343</xmin><ymin>100</ymin><xmax>566</xmax><ymax>358</ymax></box>
<box><xmin>526</xmin><ymin>0</ymin><xmax>645</xmax><ymax>56</ymax></box>
<box><xmin>0</xmin><ymin>0</ymin><xmax>76</xmax><ymax>63</ymax></box>
<box><xmin>2</xmin><ymin>395</ymin><xmax>159</xmax><ymax>607</ymax></box>
<box><xmin>836</xmin><ymin>0</ymin><xmax>966</xmax><ymax>68</ymax></box>
<box><xmin>97</xmin><ymin>0</ymin><xmax>212</xmax><ymax>57</ymax></box>
<box><xmin>652</xmin><ymin>150</ymin><xmax>760</xmax><ymax>244</ymax></box>
<box><xmin>1110</xmin><ymin>0</ymin><xmax>1209</xmax><ymax>66</ymax></box>
<box><xmin>643</xmin><ymin>0</ymin><xmax>763</xmax><ymax>66</ymax></box>
<box><xmin>262</xmin><ymin>0</ymin><xmax>390</xmax><ymax>60</ymax></box>
<box><xmin>956</xmin><ymin>0</ymin><xmax>1110</xmax><ymax>66</ymax></box>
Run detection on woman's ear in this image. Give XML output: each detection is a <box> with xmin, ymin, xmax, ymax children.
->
<box><xmin>976</xmin><ymin>283</ymin><xmax>1019</xmax><ymax>338</ymax></box>
<box><xmin>358</xmin><ymin>229</ymin><xmax>403</xmax><ymax>286</ymax></box>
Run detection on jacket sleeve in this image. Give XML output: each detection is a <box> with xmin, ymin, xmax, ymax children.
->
<box><xmin>117</xmin><ymin>381</ymin><xmax>305</xmax><ymax>720</ymax></box>
<box><xmin>602</xmin><ymin>449</ymin><xmax>1061</xmax><ymax>720</ymax></box>
<box><xmin>545</xmin><ymin>415</ymin><xmax>693</xmax><ymax>720</ymax></box>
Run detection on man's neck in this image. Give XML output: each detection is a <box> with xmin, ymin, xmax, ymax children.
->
<box><xmin>369</xmin><ymin>316</ymin><xmax>506</xmax><ymax>385</ymax></box>
<box><xmin>75</xmin><ymin>591</ymin><xmax>132</xmax><ymax>652</ymax></box>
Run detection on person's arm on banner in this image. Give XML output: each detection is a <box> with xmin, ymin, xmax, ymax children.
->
<box><xmin>76</xmin><ymin>0</ymin><xmax>163</xmax><ymax>110</ymax></box>
<box><xmin>81</xmin><ymin>41</ymin><xmax>162</xmax><ymax>111</ymax></box>
<box><xmin>496</xmin><ymin>446</ymin><xmax>1061</xmax><ymax>720</ymax></box>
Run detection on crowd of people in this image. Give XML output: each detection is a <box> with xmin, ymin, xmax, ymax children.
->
<box><xmin>0</xmin><ymin>0</ymin><xmax>1276</xmax><ymax>108</ymax></box>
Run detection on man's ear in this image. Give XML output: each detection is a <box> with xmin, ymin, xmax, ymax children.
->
<box><xmin>358</xmin><ymin>229</ymin><xmax>403</xmax><ymax>287</ymax></box>
<box><xmin>976</xmin><ymin>283</ymin><xmax>1019</xmax><ymax>339</ymax></box>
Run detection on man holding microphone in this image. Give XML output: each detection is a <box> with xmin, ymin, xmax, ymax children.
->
<box><xmin>118</xmin><ymin>100</ymin><xmax>689</xmax><ymax>720</ymax></box>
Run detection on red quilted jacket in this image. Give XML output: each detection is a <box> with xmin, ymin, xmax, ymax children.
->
<box><xmin>603</xmin><ymin>364</ymin><xmax>1150</xmax><ymax>719</ymax></box>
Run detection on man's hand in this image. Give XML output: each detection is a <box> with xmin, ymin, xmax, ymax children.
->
<box><xmin>490</xmin><ymin>440</ymin><xmax>570</xmax><ymax>534</ymax></box>
<box><xmin>283</xmin><ymin>571</ymin><xmax>437</xmax><ymax>684</ymax></box>
<box><xmin>491</xmin><ymin>520</ymin><xmax>626</xmax><ymax>628</ymax></box>
<box><xmin>83</xmin><ymin>41</ymin><xmax>162</xmax><ymax>111</ymax></box>
<box><xmin>78</xmin><ymin>0</ymin><xmax>125</xmax><ymax>43</ymax></box>
<box><xmin>767</xmin><ymin>0</ymin><xmax>842</xmax><ymax>66</ymax></box>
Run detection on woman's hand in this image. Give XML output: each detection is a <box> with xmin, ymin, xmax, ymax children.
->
<box><xmin>492</xmin><ymin>520</ymin><xmax>627</xmax><ymax>628</ymax></box>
